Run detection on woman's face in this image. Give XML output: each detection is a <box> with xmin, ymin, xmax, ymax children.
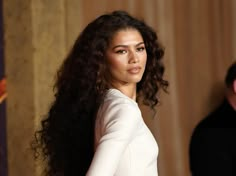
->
<box><xmin>105</xmin><ymin>28</ymin><xmax>147</xmax><ymax>87</ymax></box>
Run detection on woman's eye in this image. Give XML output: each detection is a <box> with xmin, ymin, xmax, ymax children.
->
<box><xmin>137</xmin><ymin>47</ymin><xmax>145</xmax><ymax>52</ymax></box>
<box><xmin>116</xmin><ymin>50</ymin><xmax>127</xmax><ymax>54</ymax></box>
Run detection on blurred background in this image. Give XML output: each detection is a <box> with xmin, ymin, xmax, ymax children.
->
<box><xmin>0</xmin><ymin>0</ymin><xmax>235</xmax><ymax>176</ymax></box>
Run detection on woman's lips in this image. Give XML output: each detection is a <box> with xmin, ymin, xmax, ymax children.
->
<box><xmin>127</xmin><ymin>66</ymin><xmax>141</xmax><ymax>74</ymax></box>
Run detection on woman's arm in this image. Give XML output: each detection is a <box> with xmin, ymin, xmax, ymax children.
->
<box><xmin>86</xmin><ymin>102</ymin><xmax>141</xmax><ymax>176</ymax></box>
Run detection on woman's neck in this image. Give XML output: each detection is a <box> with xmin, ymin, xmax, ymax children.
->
<box><xmin>111</xmin><ymin>83</ymin><xmax>137</xmax><ymax>100</ymax></box>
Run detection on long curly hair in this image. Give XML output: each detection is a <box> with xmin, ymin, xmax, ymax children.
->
<box><xmin>32</xmin><ymin>10</ymin><xmax>168</xmax><ymax>176</ymax></box>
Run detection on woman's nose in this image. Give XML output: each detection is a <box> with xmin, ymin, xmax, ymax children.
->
<box><xmin>129</xmin><ymin>51</ymin><xmax>139</xmax><ymax>64</ymax></box>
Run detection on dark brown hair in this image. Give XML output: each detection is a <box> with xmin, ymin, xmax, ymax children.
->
<box><xmin>225</xmin><ymin>61</ymin><xmax>236</xmax><ymax>88</ymax></box>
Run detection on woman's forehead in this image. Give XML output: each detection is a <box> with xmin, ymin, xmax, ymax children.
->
<box><xmin>109</xmin><ymin>28</ymin><xmax>143</xmax><ymax>45</ymax></box>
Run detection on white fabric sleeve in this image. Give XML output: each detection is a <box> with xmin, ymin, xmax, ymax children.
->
<box><xmin>86</xmin><ymin>102</ymin><xmax>141</xmax><ymax>176</ymax></box>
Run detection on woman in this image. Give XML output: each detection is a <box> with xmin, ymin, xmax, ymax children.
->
<box><xmin>33</xmin><ymin>10</ymin><xmax>168</xmax><ymax>176</ymax></box>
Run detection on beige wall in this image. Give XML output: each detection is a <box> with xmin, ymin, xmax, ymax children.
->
<box><xmin>3</xmin><ymin>0</ymin><xmax>236</xmax><ymax>176</ymax></box>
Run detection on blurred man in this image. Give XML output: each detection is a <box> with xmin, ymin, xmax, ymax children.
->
<box><xmin>189</xmin><ymin>62</ymin><xmax>236</xmax><ymax>176</ymax></box>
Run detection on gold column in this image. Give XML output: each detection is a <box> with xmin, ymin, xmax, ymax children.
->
<box><xmin>4</xmin><ymin>0</ymin><xmax>66</xmax><ymax>175</ymax></box>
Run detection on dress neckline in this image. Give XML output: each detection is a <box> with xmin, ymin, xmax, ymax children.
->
<box><xmin>107</xmin><ymin>88</ymin><xmax>138</xmax><ymax>105</ymax></box>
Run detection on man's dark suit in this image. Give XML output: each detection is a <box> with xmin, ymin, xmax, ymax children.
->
<box><xmin>189</xmin><ymin>99</ymin><xmax>236</xmax><ymax>176</ymax></box>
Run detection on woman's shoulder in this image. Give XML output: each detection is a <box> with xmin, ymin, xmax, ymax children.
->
<box><xmin>102</xmin><ymin>89</ymin><xmax>138</xmax><ymax>110</ymax></box>
<box><xmin>98</xmin><ymin>89</ymin><xmax>142</xmax><ymax>124</ymax></box>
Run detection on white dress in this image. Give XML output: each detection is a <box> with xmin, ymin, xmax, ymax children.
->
<box><xmin>86</xmin><ymin>89</ymin><xmax>159</xmax><ymax>176</ymax></box>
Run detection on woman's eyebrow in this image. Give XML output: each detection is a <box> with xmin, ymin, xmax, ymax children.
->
<box><xmin>112</xmin><ymin>42</ymin><xmax>145</xmax><ymax>50</ymax></box>
<box><xmin>136</xmin><ymin>42</ymin><xmax>145</xmax><ymax>46</ymax></box>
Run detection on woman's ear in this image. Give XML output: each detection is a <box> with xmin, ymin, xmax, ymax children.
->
<box><xmin>233</xmin><ymin>79</ymin><xmax>236</xmax><ymax>94</ymax></box>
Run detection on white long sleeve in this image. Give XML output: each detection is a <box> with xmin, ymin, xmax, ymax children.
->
<box><xmin>86</xmin><ymin>89</ymin><xmax>158</xmax><ymax>176</ymax></box>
